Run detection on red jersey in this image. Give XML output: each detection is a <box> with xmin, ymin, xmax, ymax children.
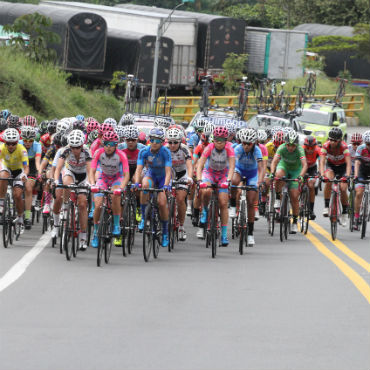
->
<box><xmin>193</xmin><ymin>141</ymin><xmax>210</xmax><ymax>159</ymax></box>
<box><xmin>320</xmin><ymin>140</ymin><xmax>350</xmax><ymax>166</ymax></box>
<box><xmin>122</xmin><ymin>148</ymin><xmax>139</xmax><ymax>168</ymax></box>
<box><xmin>40</xmin><ymin>133</ymin><xmax>51</xmax><ymax>153</ymax></box>
<box><xmin>303</xmin><ymin>145</ymin><xmax>321</xmax><ymax>168</ymax></box>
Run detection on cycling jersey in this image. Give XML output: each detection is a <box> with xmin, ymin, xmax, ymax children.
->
<box><xmin>60</xmin><ymin>146</ymin><xmax>91</xmax><ymax>174</ymax></box>
<box><xmin>20</xmin><ymin>140</ymin><xmax>42</xmax><ymax>176</ymax></box>
<box><xmin>40</xmin><ymin>133</ymin><xmax>51</xmax><ymax>154</ymax></box>
<box><xmin>44</xmin><ymin>144</ymin><xmax>59</xmax><ymax>165</ymax></box>
<box><xmin>0</xmin><ymin>143</ymin><xmax>28</xmax><ymax>171</ymax></box>
<box><xmin>266</xmin><ymin>141</ymin><xmax>277</xmax><ymax>167</ymax></box>
<box><xmin>258</xmin><ymin>143</ymin><xmax>268</xmax><ymax>161</ymax></box>
<box><xmin>137</xmin><ymin>146</ymin><xmax>172</xmax><ymax>179</ymax></box>
<box><xmin>118</xmin><ymin>142</ymin><xmax>146</xmax><ymax>151</ymax></box>
<box><xmin>193</xmin><ymin>141</ymin><xmax>209</xmax><ymax>159</ymax></box>
<box><xmin>348</xmin><ymin>143</ymin><xmax>358</xmax><ymax>167</ymax></box>
<box><xmin>320</xmin><ymin>141</ymin><xmax>350</xmax><ymax>166</ymax></box>
<box><xmin>91</xmin><ymin>148</ymin><xmax>129</xmax><ymax>177</ymax></box>
<box><xmin>355</xmin><ymin>144</ymin><xmax>370</xmax><ymax>171</ymax></box>
<box><xmin>166</xmin><ymin>143</ymin><xmax>191</xmax><ymax>175</ymax></box>
<box><xmin>202</xmin><ymin>142</ymin><xmax>235</xmax><ymax>172</ymax></box>
<box><xmin>187</xmin><ymin>132</ymin><xmax>200</xmax><ymax>149</ymax></box>
<box><xmin>303</xmin><ymin>145</ymin><xmax>321</xmax><ymax>168</ymax></box>
<box><xmin>234</xmin><ymin>144</ymin><xmax>262</xmax><ymax>172</ymax></box>
<box><xmin>90</xmin><ymin>138</ymin><xmax>102</xmax><ymax>156</ymax></box>
<box><xmin>275</xmin><ymin>144</ymin><xmax>305</xmax><ymax>171</ymax></box>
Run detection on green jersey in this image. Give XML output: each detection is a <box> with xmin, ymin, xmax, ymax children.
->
<box><xmin>276</xmin><ymin>143</ymin><xmax>305</xmax><ymax>170</ymax></box>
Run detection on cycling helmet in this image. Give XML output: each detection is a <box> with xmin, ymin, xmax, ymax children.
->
<box><xmin>87</xmin><ymin>120</ymin><xmax>100</xmax><ymax>134</ymax></box>
<box><xmin>0</xmin><ymin>118</ymin><xmax>8</xmax><ymax>132</ymax></box>
<box><xmin>124</xmin><ymin>125</ymin><xmax>139</xmax><ymax>140</ymax></box>
<box><xmin>21</xmin><ymin>126</ymin><xmax>36</xmax><ymax>140</ymax></box>
<box><xmin>47</xmin><ymin>119</ymin><xmax>58</xmax><ymax>135</ymax></box>
<box><xmin>39</xmin><ymin>120</ymin><xmax>49</xmax><ymax>135</ymax></box>
<box><xmin>23</xmin><ymin>115</ymin><xmax>37</xmax><ymax>127</ymax></box>
<box><xmin>121</xmin><ymin>113</ymin><xmax>135</xmax><ymax>126</ymax></box>
<box><xmin>3</xmin><ymin>128</ymin><xmax>20</xmax><ymax>143</ymax></box>
<box><xmin>149</xmin><ymin>127</ymin><xmax>165</xmax><ymax>141</ymax></box>
<box><xmin>73</xmin><ymin>120</ymin><xmax>85</xmax><ymax>132</ymax></box>
<box><xmin>225</xmin><ymin>121</ymin><xmax>236</xmax><ymax>135</ymax></box>
<box><xmin>68</xmin><ymin>130</ymin><xmax>85</xmax><ymax>147</ymax></box>
<box><xmin>104</xmin><ymin>117</ymin><xmax>117</xmax><ymax>128</ymax></box>
<box><xmin>86</xmin><ymin>116</ymin><xmax>97</xmax><ymax>124</ymax></box>
<box><xmin>282</xmin><ymin>127</ymin><xmax>294</xmax><ymax>135</ymax></box>
<box><xmin>166</xmin><ymin>127</ymin><xmax>183</xmax><ymax>141</ymax></box>
<box><xmin>362</xmin><ymin>130</ymin><xmax>370</xmax><ymax>144</ymax></box>
<box><xmin>285</xmin><ymin>130</ymin><xmax>299</xmax><ymax>145</ymax></box>
<box><xmin>88</xmin><ymin>130</ymin><xmax>98</xmax><ymax>145</ymax></box>
<box><xmin>257</xmin><ymin>129</ymin><xmax>267</xmax><ymax>143</ymax></box>
<box><xmin>102</xmin><ymin>130</ymin><xmax>119</xmax><ymax>143</ymax></box>
<box><xmin>7</xmin><ymin>115</ymin><xmax>21</xmax><ymax>129</ymax></box>
<box><xmin>154</xmin><ymin>117</ymin><xmax>170</xmax><ymax>128</ymax></box>
<box><xmin>1</xmin><ymin>109</ymin><xmax>11</xmax><ymax>120</ymax></box>
<box><xmin>213</xmin><ymin>126</ymin><xmax>229</xmax><ymax>139</ymax></box>
<box><xmin>273</xmin><ymin>131</ymin><xmax>285</xmax><ymax>147</ymax></box>
<box><xmin>328</xmin><ymin>127</ymin><xmax>343</xmax><ymax>141</ymax></box>
<box><xmin>203</xmin><ymin>122</ymin><xmax>215</xmax><ymax>137</ymax></box>
<box><xmin>115</xmin><ymin>126</ymin><xmax>126</xmax><ymax>141</ymax></box>
<box><xmin>350</xmin><ymin>132</ymin><xmax>363</xmax><ymax>144</ymax></box>
<box><xmin>76</xmin><ymin>114</ymin><xmax>85</xmax><ymax>122</ymax></box>
<box><xmin>61</xmin><ymin>134</ymin><xmax>69</xmax><ymax>147</ymax></box>
<box><xmin>99</xmin><ymin>122</ymin><xmax>113</xmax><ymax>135</ymax></box>
<box><xmin>138</xmin><ymin>131</ymin><xmax>147</xmax><ymax>143</ymax></box>
<box><xmin>194</xmin><ymin>118</ymin><xmax>207</xmax><ymax>132</ymax></box>
<box><xmin>271</xmin><ymin>126</ymin><xmax>282</xmax><ymax>136</ymax></box>
<box><xmin>56</xmin><ymin>119</ymin><xmax>71</xmax><ymax>134</ymax></box>
<box><xmin>265</xmin><ymin>128</ymin><xmax>272</xmax><ymax>140</ymax></box>
<box><xmin>239</xmin><ymin>128</ymin><xmax>257</xmax><ymax>143</ymax></box>
<box><xmin>304</xmin><ymin>135</ymin><xmax>317</xmax><ymax>147</ymax></box>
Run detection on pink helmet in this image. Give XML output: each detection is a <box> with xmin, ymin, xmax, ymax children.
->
<box><xmin>213</xmin><ymin>126</ymin><xmax>229</xmax><ymax>138</ymax></box>
<box><xmin>138</xmin><ymin>131</ymin><xmax>146</xmax><ymax>142</ymax></box>
<box><xmin>87</xmin><ymin>120</ymin><xmax>100</xmax><ymax>134</ymax></box>
<box><xmin>99</xmin><ymin>122</ymin><xmax>113</xmax><ymax>135</ymax></box>
<box><xmin>102</xmin><ymin>130</ymin><xmax>119</xmax><ymax>143</ymax></box>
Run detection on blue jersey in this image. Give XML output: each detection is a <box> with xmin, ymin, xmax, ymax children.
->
<box><xmin>187</xmin><ymin>132</ymin><xmax>200</xmax><ymax>149</ymax></box>
<box><xmin>234</xmin><ymin>144</ymin><xmax>262</xmax><ymax>172</ymax></box>
<box><xmin>19</xmin><ymin>140</ymin><xmax>42</xmax><ymax>159</ymax></box>
<box><xmin>118</xmin><ymin>142</ymin><xmax>146</xmax><ymax>151</ymax></box>
<box><xmin>137</xmin><ymin>145</ymin><xmax>172</xmax><ymax>178</ymax></box>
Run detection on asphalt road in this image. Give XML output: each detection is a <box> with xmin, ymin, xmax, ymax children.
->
<box><xmin>0</xmin><ymin>190</ymin><xmax>369</xmax><ymax>370</ymax></box>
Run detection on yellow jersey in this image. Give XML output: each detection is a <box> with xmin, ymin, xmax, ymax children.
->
<box><xmin>0</xmin><ymin>143</ymin><xmax>29</xmax><ymax>171</ymax></box>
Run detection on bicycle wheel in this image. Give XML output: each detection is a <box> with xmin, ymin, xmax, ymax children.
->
<box><xmin>97</xmin><ymin>206</ymin><xmax>106</xmax><ymax>267</ymax></box>
<box><xmin>299</xmin><ymin>189</ymin><xmax>310</xmax><ymax>234</ymax></box>
<box><xmin>268</xmin><ymin>189</ymin><xmax>275</xmax><ymax>236</ymax></box>
<box><xmin>62</xmin><ymin>204</ymin><xmax>73</xmax><ymax>261</ymax></box>
<box><xmin>348</xmin><ymin>187</ymin><xmax>355</xmax><ymax>232</ymax></box>
<box><xmin>104</xmin><ymin>215</ymin><xmax>113</xmax><ymax>264</ymax></box>
<box><xmin>238</xmin><ymin>200</ymin><xmax>247</xmax><ymax>255</ymax></box>
<box><xmin>127</xmin><ymin>200</ymin><xmax>136</xmax><ymax>254</ymax></box>
<box><xmin>143</xmin><ymin>204</ymin><xmax>153</xmax><ymax>262</ymax></box>
<box><xmin>280</xmin><ymin>194</ymin><xmax>288</xmax><ymax>242</ymax></box>
<box><xmin>42</xmin><ymin>214</ymin><xmax>48</xmax><ymax>234</ymax></box>
<box><xmin>120</xmin><ymin>200</ymin><xmax>129</xmax><ymax>257</ymax></box>
<box><xmin>360</xmin><ymin>192</ymin><xmax>368</xmax><ymax>239</ymax></box>
<box><xmin>72</xmin><ymin>207</ymin><xmax>79</xmax><ymax>258</ymax></box>
<box><xmin>59</xmin><ymin>216</ymin><xmax>64</xmax><ymax>254</ymax></box>
<box><xmin>210</xmin><ymin>200</ymin><xmax>217</xmax><ymax>258</ymax></box>
<box><xmin>168</xmin><ymin>196</ymin><xmax>176</xmax><ymax>252</ymax></box>
<box><xmin>2</xmin><ymin>194</ymin><xmax>10</xmax><ymax>248</ymax></box>
<box><xmin>329</xmin><ymin>193</ymin><xmax>338</xmax><ymax>241</ymax></box>
<box><xmin>152</xmin><ymin>209</ymin><xmax>160</xmax><ymax>259</ymax></box>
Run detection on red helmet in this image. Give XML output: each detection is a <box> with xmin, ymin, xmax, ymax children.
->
<box><xmin>99</xmin><ymin>122</ymin><xmax>113</xmax><ymax>135</ymax></box>
<box><xmin>87</xmin><ymin>120</ymin><xmax>100</xmax><ymax>134</ymax></box>
<box><xmin>102</xmin><ymin>130</ymin><xmax>119</xmax><ymax>143</ymax></box>
<box><xmin>350</xmin><ymin>132</ymin><xmax>363</xmax><ymax>144</ymax></box>
<box><xmin>23</xmin><ymin>115</ymin><xmax>37</xmax><ymax>127</ymax></box>
<box><xmin>273</xmin><ymin>131</ymin><xmax>285</xmax><ymax>147</ymax></box>
<box><xmin>304</xmin><ymin>135</ymin><xmax>317</xmax><ymax>147</ymax></box>
<box><xmin>138</xmin><ymin>131</ymin><xmax>146</xmax><ymax>142</ymax></box>
<box><xmin>213</xmin><ymin>126</ymin><xmax>229</xmax><ymax>138</ymax></box>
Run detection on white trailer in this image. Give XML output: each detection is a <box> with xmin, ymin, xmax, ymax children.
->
<box><xmin>42</xmin><ymin>1</ymin><xmax>198</xmax><ymax>88</ymax></box>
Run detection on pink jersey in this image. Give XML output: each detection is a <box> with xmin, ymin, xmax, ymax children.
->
<box><xmin>91</xmin><ymin>148</ymin><xmax>129</xmax><ymax>177</ymax></box>
<box><xmin>202</xmin><ymin>141</ymin><xmax>235</xmax><ymax>171</ymax></box>
<box><xmin>258</xmin><ymin>143</ymin><xmax>268</xmax><ymax>160</ymax></box>
<box><xmin>90</xmin><ymin>138</ymin><xmax>103</xmax><ymax>156</ymax></box>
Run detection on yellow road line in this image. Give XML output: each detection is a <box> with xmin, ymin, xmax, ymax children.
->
<box><xmin>310</xmin><ymin>221</ymin><xmax>370</xmax><ymax>273</ymax></box>
<box><xmin>305</xmin><ymin>230</ymin><xmax>370</xmax><ymax>304</ymax></box>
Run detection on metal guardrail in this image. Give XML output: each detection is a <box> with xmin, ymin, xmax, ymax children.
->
<box><xmin>156</xmin><ymin>93</ymin><xmax>365</xmax><ymax>122</ymax></box>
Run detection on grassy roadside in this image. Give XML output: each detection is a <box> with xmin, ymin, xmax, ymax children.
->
<box><xmin>0</xmin><ymin>48</ymin><xmax>122</xmax><ymax>122</ymax></box>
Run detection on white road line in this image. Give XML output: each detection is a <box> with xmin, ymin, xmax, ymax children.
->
<box><xmin>0</xmin><ymin>233</ymin><xmax>51</xmax><ymax>293</ymax></box>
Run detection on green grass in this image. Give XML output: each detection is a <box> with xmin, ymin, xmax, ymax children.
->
<box><xmin>0</xmin><ymin>47</ymin><xmax>122</xmax><ymax>122</ymax></box>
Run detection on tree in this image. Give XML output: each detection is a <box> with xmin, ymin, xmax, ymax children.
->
<box><xmin>3</xmin><ymin>13</ymin><xmax>61</xmax><ymax>63</ymax></box>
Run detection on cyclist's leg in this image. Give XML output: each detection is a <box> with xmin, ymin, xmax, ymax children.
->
<box><xmin>155</xmin><ymin>175</ymin><xmax>170</xmax><ymax>247</ymax></box>
<box><xmin>110</xmin><ymin>174</ymin><xmax>124</xmax><ymax>236</ymax></box>
<box><xmin>176</xmin><ymin>187</ymin><xmax>187</xmax><ymax>237</ymax></box>
<box><xmin>245</xmin><ymin>169</ymin><xmax>258</xmax><ymax>242</ymax></box>
<box><xmin>0</xmin><ymin>169</ymin><xmax>10</xmax><ymax>213</ymax></box>
<box><xmin>323</xmin><ymin>166</ymin><xmax>334</xmax><ymax>215</ymax></box>
<box><xmin>13</xmin><ymin>184</ymin><xmax>24</xmax><ymax>221</ymax></box>
<box><xmin>230</xmin><ymin>170</ymin><xmax>242</xmax><ymax>217</ymax></box>
<box><xmin>274</xmin><ymin>164</ymin><xmax>287</xmax><ymax>207</ymax></box>
<box><xmin>217</xmin><ymin>170</ymin><xmax>230</xmax><ymax>245</ymax></box>
<box><xmin>139</xmin><ymin>173</ymin><xmax>152</xmax><ymax>231</ymax></box>
<box><xmin>287</xmin><ymin>170</ymin><xmax>300</xmax><ymax>230</ymax></box>
<box><xmin>354</xmin><ymin>181</ymin><xmax>364</xmax><ymax>228</ymax></box>
<box><xmin>24</xmin><ymin>178</ymin><xmax>36</xmax><ymax>227</ymax></box>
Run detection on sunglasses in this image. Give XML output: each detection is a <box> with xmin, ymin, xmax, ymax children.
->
<box><xmin>23</xmin><ymin>139</ymin><xmax>34</xmax><ymax>143</ymax></box>
<box><xmin>286</xmin><ymin>143</ymin><xmax>296</xmax><ymax>147</ymax></box>
<box><xmin>352</xmin><ymin>143</ymin><xmax>360</xmax><ymax>146</ymax></box>
<box><xmin>71</xmin><ymin>145</ymin><xmax>83</xmax><ymax>150</ymax></box>
<box><xmin>126</xmin><ymin>138</ymin><xmax>137</xmax><ymax>142</ymax></box>
<box><xmin>168</xmin><ymin>141</ymin><xmax>180</xmax><ymax>145</ymax></box>
<box><xmin>150</xmin><ymin>138</ymin><xmax>162</xmax><ymax>144</ymax></box>
<box><xmin>242</xmin><ymin>142</ymin><xmax>253</xmax><ymax>146</ymax></box>
<box><xmin>5</xmin><ymin>142</ymin><xmax>17</xmax><ymax>147</ymax></box>
<box><xmin>103</xmin><ymin>141</ymin><xmax>117</xmax><ymax>147</ymax></box>
<box><xmin>214</xmin><ymin>137</ymin><xmax>227</xmax><ymax>143</ymax></box>
<box><xmin>329</xmin><ymin>138</ymin><xmax>339</xmax><ymax>142</ymax></box>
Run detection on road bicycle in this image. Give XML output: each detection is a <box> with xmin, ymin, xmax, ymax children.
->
<box><xmin>256</xmin><ymin>78</ymin><xmax>269</xmax><ymax>111</ymax></box>
<box><xmin>335</xmin><ymin>77</ymin><xmax>347</xmax><ymax>104</ymax></box>
<box><xmin>266</xmin><ymin>178</ymin><xmax>276</xmax><ymax>237</ymax></box>
<box><xmin>199</xmin><ymin>75</ymin><xmax>213</xmax><ymax>117</ymax></box>
<box><xmin>304</xmin><ymin>71</ymin><xmax>316</xmax><ymax>97</ymax></box>
<box><xmin>236</xmin><ymin>76</ymin><xmax>253</xmax><ymax>120</ymax></box>
<box><xmin>120</xmin><ymin>185</ymin><xmax>137</xmax><ymax>256</ymax></box>
<box><xmin>123</xmin><ymin>74</ymin><xmax>139</xmax><ymax>113</ymax></box>
<box><xmin>299</xmin><ymin>175</ymin><xmax>319</xmax><ymax>235</ymax></box>
<box><xmin>356</xmin><ymin>179</ymin><xmax>370</xmax><ymax>239</ymax></box>
<box><xmin>276</xmin><ymin>81</ymin><xmax>289</xmax><ymax>112</ymax></box>
<box><xmin>293</xmin><ymin>86</ymin><xmax>306</xmax><ymax>111</ymax></box>
<box><xmin>348</xmin><ymin>176</ymin><xmax>356</xmax><ymax>232</ymax></box>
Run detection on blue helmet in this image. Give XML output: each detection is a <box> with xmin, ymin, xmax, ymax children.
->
<box><xmin>1</xmin><ymin>109</ymin><xmax>11</xmax><ymax>120</ymax></box>
<box><xmin>76</xmin><ymin>114</ymin><xmax>85</xmax><ymax>121</ymax></box>
<box><xmin>149</xmin><ymin>127</ymin><xmax>165</xmax><ymax>141</ymax></box>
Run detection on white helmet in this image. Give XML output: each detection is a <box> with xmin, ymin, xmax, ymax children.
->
<box><xmin>115</xmin><ymin>126</ymin><xmax>126</xmax><ymax>141</ymax></box>
<box><xmin>56</xmin><ymin>119</ymin><xmax>71</xmax><ymax>134</ymax></box>
<box><xmin>225</xmin><ymin>121</ymin><xmax>236</xmax><ymax>135</ymax></box>
<box><xmin>362</xmin><ymin>130</ymin><xmax>370</xmax><ymax>144</ymax></box>
<box><xmin>239</xmin><ymin>128</ymin><xmax>257</xmax><ymax>143</ymax></box>
<box><xmin>204</xmin><ymin>122</ymin><xmax>215</xmax><ymax>137</ymax></box>
<box><xmin>154</xmin><ymin>117</ymin><xmax>170</xmax><ymax>128</ymax></box>
<box><xmin>257</xmin><ymin>129</ymin><xmax>267</xmax><ymax>142</ymax></box>
<box><xmin>68</xmin><ymin>130</ymin><xmax>85</xmax><ymax>147</ymax></box>
<box><xmin>3</xmin><ymin>128</ymin><xmax>20</xmax><ymax>143</ymax></box>
<box><xmin>124</xmin><ymin>125</ymin><xmax>139</xmax><ymax>140</ymax></box>
<box><xmin>285</xmin><ymin>130</ymin><xmax>299</xmax><ymax>145</ymax></box>
<box><xmin>271</xmin><ymin>126</ymin><xmax>282</xmax><ymax>136</ymax></box>
<box><xmin>21</xmin><ymin>126</ymin><xmax>36</xmax><ymax>140</ymax></box>
<box><xmin>194</xmin><ymin>117</ymin><xmax>207</xmax><ymax>131</ymax></box>
<box><xmin>166</xmin><ymin>127</ymin><xmax>183</xmax><ymax>141</ymax></box>
<box><xmin>104</xmin><ymin>117</ymin><xmax>117</xmax><ymax>128</ymax></box>
<box><xmin>121</xmin><ymin>113</ymin><xmax>135</xmax><ymax>126</ymax></box>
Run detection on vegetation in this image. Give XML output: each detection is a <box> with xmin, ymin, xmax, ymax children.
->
<box><xmin>0</xmin><ymin>48</ymin><xmax>122</xmax><ymax>122</ymax></box>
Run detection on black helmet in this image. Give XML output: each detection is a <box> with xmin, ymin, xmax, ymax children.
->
<box><xmin>73</xmin><ymin>119</ymin><xmax>85</xmax><ymax>132</ymax></box>
<box><xmin>52</xmin><ymin>132</ymin><xmax>63</xmax><ymax>147</ymax></box>
<box><xmin>48</xmin><ymin>119</ymin><xmax>58</xmax><ymax>135</ymax></box>
<box><xmin>39</xmin><ymin>120</ymin><xmax>49</xmax><ymax>136</ymax></box>
<box><xmin>304</xmin><ymin>135</ymin><xmax>317</xmax><ymax>147</ymax></box>
<box><xmin>61</xmin><ymin>134</ymin><xmax>69</xmax><ymax>147</ymax></box>
<box><xmin>0</xmin><ymin>118</ymin><xmax>8</xmax><ymax>132</ymax></box>
<box><xmin>328</xmin><ymin>127</ymin><xmax>343</xmax><ymax>141</ymax></box>
<box><xmin>7</xmin><ymin>114</ymin><xmax>21</xmax><ymax>129</ymax></box>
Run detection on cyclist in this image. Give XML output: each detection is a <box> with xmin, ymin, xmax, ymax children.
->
<box><xmin>255</xmin><ymin>129</ymin><xmax>268</xmax><ymax>219</ymax></box>
<box><xmin>54</xmin><ymin>130</ymin><xmax>92</xmax><ymax>250</ymax></box>
<box><xmin>302</xmin><ymin>135</ymin><xmax>321</xmax><ymax>220</ymax></box>
<box><xmin>20</xmin><ymin>126</ymin><xmax>42</xmax><ymax>229</ymax></box>
<box><xmin>353</xmin><ymin>131</ymin><xmax>370</xmax><ymax>230</ymax></box>
<box><xmin>196</xmin><ymin>126</ymin><xmax>235</xmax><ymax>246</ymax></box>
<box><xmin>270</xmin><ymin>130</ymin><xmax>307</xmax><ymax>234</ymax></box>
<box><xmin>349</xmin><ymin>132</ymin><xmax>363</xmax><ymax>174</ymax></box>
<box><xmin>320</xmin><ymin>127</ymin><xmax>351</xmax><ymax>225</ymax></box>
<box><xmin>90</xmin><ymin>131</ymin><xmax>130</xmax><ymax>248</ymax></box>
<box><xmin>0</xmin><ymin>128</ymin><xmax>29</xmax><ymax>226</ymax></box>
<box><xmin>90</xmin><ymin>122</ymin><xmax>113</xmax><ymax>156</ymax></box>
<box><xmin>165</xmin><ymin>127</ymin><xmax>193</xmax><ymax>241</ymax></box>
<box><xmin>134</xmin><ymin>127</ymin><xmax>172</xmax><ymax>248</ymax></box>
<box><xmin>187</xmin><ymin>118</ymin><xmax>206</xmax><ymax>153</ymax></box>
<box><xmin>230</xmin><ymin>128</ymin><xmax>264</xmax><ymax>246</ymax></box>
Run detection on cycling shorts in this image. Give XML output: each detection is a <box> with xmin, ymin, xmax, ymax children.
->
<box><xmin>307</xmin><ymin>164</ymin><xmax>318</xmax><ymax>177</ymax></box>
<box><xmin>145</xmin><ymin>169</ymin><xmax>166</xmax><ymax>189</ymax></box>
<box><xmin>62</xmin><ymin>168</ymin><xmax>88</xmax><ymax>194</ymax></box>
<box><xmin>355</xmin><ymin>168</ymin><xmax>370</xmax><ymax>190</ymax></box>
<box><xmin>201</xmin><ymin>168</ymin><xmax>228</xmax><ymax>193</ymax></box>
<box><xmin>234</xmin><ymin>167</ymin><xmax>258</xmax><ymax>189</ymax></box>
<box><xmin>276</xmin><ymin>162</ymin><xmax>300</xmax><ymax>189</ymax></box>
<box><xmin>0</xmin><ymin>167</ymin><xmax>24</xmax><ymax>188</ymax></box>
<box><xmin>95</xmin><ymin>172</ymin><xmax>124</xmax><ymax>197</ymax></box>
<box><xmin>325</xmin><ymin>163</ymin><xmax>346</xmax><ymax>178</ymax></box>
<box><xmin>172</xmin><ymin>169</ymin><xmax>188</xmax><ymax>191</ymax></box>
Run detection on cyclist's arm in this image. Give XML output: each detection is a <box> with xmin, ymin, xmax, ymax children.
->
<box><xmin>39</xmin><ymin>158</ymin><xmax>49</xmax><ymax>175</ymax></box>
<box><xmin>35</xmin><ymin>155</ymin><xmax>41</xmax><ymax>173</ymax></box>
<box><xmin>299</xmin><ymin>157</ymin><xmax>308</xmax><ymax>177</ymax></box>
<box><xmin>196</xmin><ymin>155</ymin><xmax>206</xmax><ymax>182</ymax></box>
<box><xmin>23</xmin><ymin>164</ymin><xmax>29</xmax><ymax>176</ymax></box>
<box><xmin>86</xmin><ymin>160</ymin><xmax>93</xmax><ymax>185</ymax></box>
<box><xmin>186</xmin><ymin>158</ymin><xmax>193</xmax><ymax>179</ymax></box>
<box><xmin>270</xmin><ymin>154</ymin><xmax>280</xmax><ymax>174</ymax></box>
<box><xmin>354</xmin><ymin>158</ymin><xmax>360</xmax><ymax>178</ymax></box>
<box><xmin>134</xmin><ymin>164</ymin><xmax>143</xmax><ymax>184</ymax></box>
<box><xmin>257</xmin><ymin>161</ymin><xmax>264</xmax><ymax>185</ymax></box>
<box><xmin>319</xmin><ymin>154</ymin><xmax>326</xmax><ymax>175</ymax></box>
<box><xmin>164</xmin><ymin>166</ymin><xmax>171</xmax><ymax>187</ymax></box>
<box><xmin>227</xmin><ymin>156</ymin><xmax>235</xmax><ymax>182</ymax></box>
<box><xmin>345</xmin><ymin>155</ymin><xmax>351</xmax><ymax>177</ymax></box>
<box><xmin>54</xmin><ymin>157</ymin><xmax>65</xmax><ymax>182</ymax></box>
